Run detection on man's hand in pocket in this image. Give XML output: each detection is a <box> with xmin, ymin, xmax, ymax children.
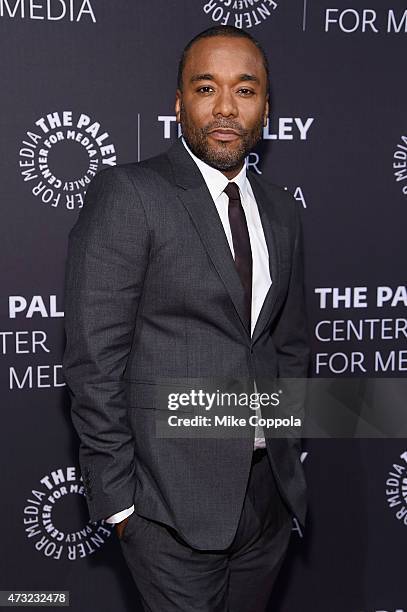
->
<box><xmin>115</xmin><ymin>515</ymin><xmax>131</xmax><ymax>540</ymax></box>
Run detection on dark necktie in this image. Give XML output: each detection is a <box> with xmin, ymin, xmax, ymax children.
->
<box><xmin>224</xmin><ymin>182</ymin><xmax>252</xmax><ymax>331</ymax></box>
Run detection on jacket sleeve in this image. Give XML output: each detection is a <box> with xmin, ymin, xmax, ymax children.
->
<box><xmin>271</xmin><ymin>195</ymin><xmax>310</xmax><ymax>446</ymax></box>
<box><xmin>63</xmin><ymin>166</ymin><xmax>151</xmax><ymax>523</ymax></box>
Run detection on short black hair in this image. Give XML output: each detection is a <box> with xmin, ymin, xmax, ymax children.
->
<box><xmin>177</xmin><ymin>25</ymin><xmax>270</xmax><ymax>93</ymax></box>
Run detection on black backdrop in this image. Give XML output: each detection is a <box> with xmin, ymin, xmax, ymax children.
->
<box><xmin>1</xmin><ymin>1</ymin><xmax>406</xmax><ymax>610</ymax></box>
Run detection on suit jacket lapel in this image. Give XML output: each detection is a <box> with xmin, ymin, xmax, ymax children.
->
<box><xmin>247</xmin><ymin>173</ymin><xmax>281</xmax><ymax>345</ymax></box>
<box><xmin>180</xmin><ymin>182</ymin><xmax>252</xmax><ymax>338</ymax></box>
<box><xmin>167</xmin><ymin>139</ymin><xmax>250</xmax><ymax>337</ymax></box>
<box><xmin>166</xmin><ymin>138</ymin><xmax>281</xmax><ymax>344</ymax></box>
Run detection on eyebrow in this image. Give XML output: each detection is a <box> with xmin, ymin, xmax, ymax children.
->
<box><xmin>190</xmin><ymin>73</ymin><xmax>260</xmax><ymax>84</ymax></box>
<box><xmin>190</xmin><ymin>73</ymin><xmax>214</xmax><ymax>83</ymax></box>
<box><xmin>238</xmin><ymin>73</ymin><xmax>260</xmax><ymax>84</ymax></box>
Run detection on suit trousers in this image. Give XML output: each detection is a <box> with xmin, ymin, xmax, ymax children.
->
<box><xmin>118</xmin><ymin>448</ymin><xmax>292</xmax><ymax>612</ymax></box>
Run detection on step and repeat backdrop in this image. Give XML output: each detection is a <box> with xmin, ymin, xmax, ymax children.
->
<box><xmin>1</xmin><ymin>1</ymin><xmax>406</xmax><ymax>611</ymax></box>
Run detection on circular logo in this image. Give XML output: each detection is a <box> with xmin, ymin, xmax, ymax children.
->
<box><xmin>385</xmin><ymin>450</ymin><xmax>407</xmax><ymax>527</ymax></box>
<box><xmin>202</xmin><ymin>0</ymin><xmax>278</xmax><ymax>29</ymax></box>
<box><xmin>23</xmin><ymin>466</ymin><xmax>113</xmax><ymax>560</ymax></box>
<box><xmin>19</xmin><ymin>111</ymin><xmax>117</xmax><ymax>211</ymax></box>
<box><xmin>393</xmin><ymin>135</ymin><xmax>407</xmax><ymax>197</ymax></box>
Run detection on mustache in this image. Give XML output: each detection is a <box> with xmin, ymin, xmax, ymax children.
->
<box><xmin>202</xmin><ymin>120</ymin><xmax>247</xmax><ymax>136</ymax></box>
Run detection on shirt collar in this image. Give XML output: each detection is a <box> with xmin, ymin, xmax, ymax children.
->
<box><xmin>181</xmin><ymin>136</ymin><xmax>249</xmax><ymax>203</ymax></box>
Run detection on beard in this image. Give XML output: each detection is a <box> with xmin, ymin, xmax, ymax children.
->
<box><xmin>180</xmin><ymin>104</ymin><xmax>264</xmax><ymax>173</ymax></box>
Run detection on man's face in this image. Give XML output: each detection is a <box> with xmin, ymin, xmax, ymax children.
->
<box><xmin>175</xmin><ymin>36</ymin><xmax>269</xmax><ymax>177</ymax></box>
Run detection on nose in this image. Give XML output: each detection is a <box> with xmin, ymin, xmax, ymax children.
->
<box><xmin>212</xmin><ymin>87</ymin><xmax>238</xmax><ymax>118</ymax></box>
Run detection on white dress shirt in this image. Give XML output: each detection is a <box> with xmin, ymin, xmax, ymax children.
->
<box><xmin>105</xmin><ymin>137</ymin><xmax>271</xmax><ymax>524</ymax></box>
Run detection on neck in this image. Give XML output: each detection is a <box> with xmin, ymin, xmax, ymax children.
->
<box><xmin>221</xmin><ymin>162</ymin><xmax>245</xmax><ymax>180</ymax></box>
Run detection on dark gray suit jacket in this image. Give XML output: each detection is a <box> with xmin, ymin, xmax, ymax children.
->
<box><xmin>63</xmin><ymin>136</ymin><xmax>310</xmax><ymax>550</ymax></box>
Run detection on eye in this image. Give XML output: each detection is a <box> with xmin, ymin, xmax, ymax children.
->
<box><xmin>237</xmin><ymin>88</ymin><xmax>255</xmax><ymax>96</ymax></box>
<box><xmin>196</xmin><ymin>86</ymin><xmax>214</xmax><ymax>94</ymax></box>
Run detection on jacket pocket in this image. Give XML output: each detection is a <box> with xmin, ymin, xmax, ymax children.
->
<box><xmin>125</xmin><ymin>380</ymin><xmax>194</xmax><ymax>413</ymax></box>
<box><xmin>124</xmin><ymin>377</ymin><xmax>252</xmax><ymax>414</ymax></box>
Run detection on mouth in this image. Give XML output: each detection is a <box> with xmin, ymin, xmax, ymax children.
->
<box><xmin>208</xmin><ymin>128</ymin><xmax>241</xmax><ymax>142</ymax></box>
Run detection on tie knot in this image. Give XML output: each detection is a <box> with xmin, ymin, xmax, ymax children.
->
<box><xmin>224</xmin><ymin>182</ymin><xmax>240</xmax><ymax>202</ymax></box>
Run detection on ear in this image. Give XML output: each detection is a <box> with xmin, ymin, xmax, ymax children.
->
<box><xmin>263</xmin><ymin>95</ymin><xmax>269</xmax><ymax>127</ymax></box>
<box><xmin>175</xmin><ymin>89</ymin><xmax>182</xmax><ymax>123</ymax></box>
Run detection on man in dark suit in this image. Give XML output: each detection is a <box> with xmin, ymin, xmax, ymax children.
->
<box><xmin>63</xmin><ymin>25</ymin><xmax>309</xmax><ymax>612</ymax></box>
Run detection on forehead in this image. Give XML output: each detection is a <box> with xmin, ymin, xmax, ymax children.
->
<box><xmin>184</xmin><ymin>36</ymin><xmax>266</xmax><ymax>80</ymax></box>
